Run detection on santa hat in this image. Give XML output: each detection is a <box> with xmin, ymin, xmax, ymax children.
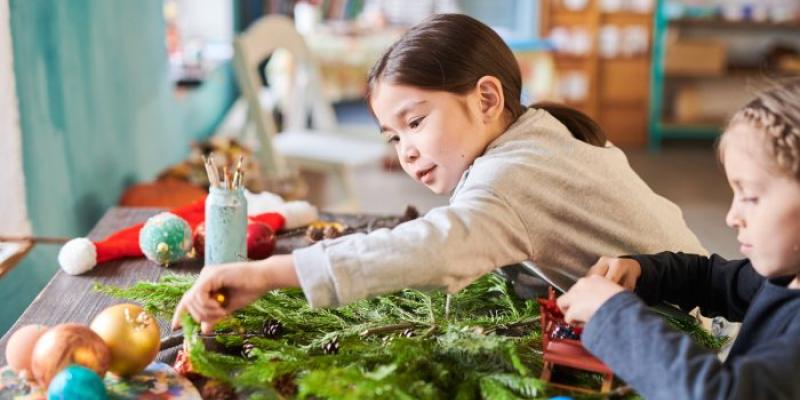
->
<box><xmin>58</xmin><ymin>191</ymin><xmax>317</xmax><ymax>275</ymax></box>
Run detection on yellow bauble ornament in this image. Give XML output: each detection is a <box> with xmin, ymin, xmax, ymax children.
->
<box><xmin>90</xmin><ymin>303</ymin><xmax>161</xmax><ymax>377</ymax></box>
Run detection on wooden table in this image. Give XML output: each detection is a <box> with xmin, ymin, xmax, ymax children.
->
<box><xmin>0</xmin><ymin>207</ymin><xmax>403</xmax><ymax>365</ymax></box>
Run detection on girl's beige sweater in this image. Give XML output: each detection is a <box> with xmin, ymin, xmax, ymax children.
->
<box><xmin>294</xmin><ymin>108</ymin><xmax>707</xmax><ymax>307</ymax></box>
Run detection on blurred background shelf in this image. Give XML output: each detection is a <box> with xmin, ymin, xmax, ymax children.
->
<box><xmin>669</xmin><ymin>18</ymin><xmax>800</xmax><ymax>31</ymax></box>
<box><xmin>648</xmin><ymin>0</ymin><xmax>800</xmax><ymax>150</ymax></box>
<box><xmin>541</xmin><ymin>0</ymin><xmax>654</xmax><ymax>147</ymax></box>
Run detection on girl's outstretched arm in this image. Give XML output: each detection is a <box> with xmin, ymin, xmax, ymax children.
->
<box><xmin>171</xmin><ymin>255</ymin><xmax>299</xmax><ymax>333</ymax></box>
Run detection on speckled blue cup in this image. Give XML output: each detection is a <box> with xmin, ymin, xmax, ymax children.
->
<box><xmin>204</xmin><ymin>186</ymin><xmax>248</xmax><ymax>266</ymax></box>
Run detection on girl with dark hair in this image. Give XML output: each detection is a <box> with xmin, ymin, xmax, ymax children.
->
<box><xmin>173</xmin><ymin>14</ymin><xmax>705</xmax><ymax>332</ymax></box>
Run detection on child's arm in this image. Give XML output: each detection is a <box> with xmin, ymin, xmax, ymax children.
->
<box><xmin>174</xmin><ymin>184</ymin><xmax>531</xmax><ymax>327</ymax></box>
<box><xmin>171</xmin><ymin>255</ymin><xmax>298</xmax><ymax>333</ymax></box>
<box><xmin>292</xmin><ymin>186</ymin><xmax>532</xmax><ymax>308</ymax></box>
<box><xmin>628</xmin><ymin>252</ymin><xmax>762</xmax><ymax>322</ymax></box>
<box><xmin>560</xmin><ymin>277</ymin><xmax>800</xmax><ymax>399</ymax></box>
<box><xmin>580</xmin><ymin>291</ymin><xmax>800</xmax><ymax>400</ymax></box>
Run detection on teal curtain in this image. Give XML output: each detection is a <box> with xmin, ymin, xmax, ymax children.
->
<box><xmin>1</xmin><ymin>0</ymin><xmax>237</xmax><ymax>335</ymax></box>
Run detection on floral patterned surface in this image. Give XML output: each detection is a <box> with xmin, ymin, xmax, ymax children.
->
<box><xmin>0</xmin><ymin>362</ymin><xmax>200</xmax><ymax>400</ymax></box>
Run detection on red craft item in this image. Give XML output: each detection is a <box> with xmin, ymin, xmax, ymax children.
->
<box><xmin>538</xmin><ymin>287</ymin><xmax>615</xmax><ymax>394</ymax></box>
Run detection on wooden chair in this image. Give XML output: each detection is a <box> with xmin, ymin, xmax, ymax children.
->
<box><xmin>232</xmin><ymin>15</ymin><xmax>385</xmax><ymax>211</ymax></box>
<box><xmin>539</xmin><ymin>287</ymin><xmax>615</xmax><ymax>393</ymax></box>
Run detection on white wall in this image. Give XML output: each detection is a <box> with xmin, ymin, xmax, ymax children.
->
<box><xmin>176</xmin><ymin>0</ymin><xmax>233</xmax><ymax>44</ymax></box>
<box><xmin>0</xmin><ymin>0</ymin><xmax>32</xmax><ymax>237</ymax></box>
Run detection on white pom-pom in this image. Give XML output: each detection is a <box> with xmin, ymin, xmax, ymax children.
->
<box><xmin>58</xmin><ymin>238</ymin><xmax>97</xmax><ymax>275</ymax></box>
<box><xmin>244</xmin><ymin>190</ymin><xmax>286</xmax><ymax>216</ymax></box>
<box><xmin>280</xmin><ymin>201</ymin><xmax>319</xmax><ymax>229</ymax></box>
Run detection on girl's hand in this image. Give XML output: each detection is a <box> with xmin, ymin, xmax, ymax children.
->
<box><xmin>556</xmin><ymin>275</ymin><xmax>625</xmax><ymax>325</ymax></box>
<box><xmin>171</xmin><ymin>255</ymin><xmax>298</xmax><ymax>334</ymax></box>
<box><xmin>587</xmin><ymin>256</ymin><xmax>642</xmax><ymax>290</ymax></box>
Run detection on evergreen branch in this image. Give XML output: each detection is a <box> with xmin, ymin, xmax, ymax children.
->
<box><xmin>359</xmin><ymin>323</ymin><xmax>417</xmax><ymax>337</ymax></box>
<box><xmin>98</xmin><ymin>273</ymin><xmax>724</xmax><ymax>399</ymax></box>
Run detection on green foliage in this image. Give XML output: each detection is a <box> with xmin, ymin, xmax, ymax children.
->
<box><xmin>664</xmin><ymin>315</ymin><xmax>729</xmax><ymax>350</ymax></box>
<box><xmin>93</xmin><ymin>274</ymin><xmax>194</xmax><ymax>317</ymax></box>
<box><xmin>98</xmin><ymin>273</ymin><xmax>726</xmax><ymax>399</ymax></box>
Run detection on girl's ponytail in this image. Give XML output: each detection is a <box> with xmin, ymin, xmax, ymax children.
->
<box><xmin>532</xmin><ymin>102</ymin><xmax>607</xmax><ymax>147</ymax></box>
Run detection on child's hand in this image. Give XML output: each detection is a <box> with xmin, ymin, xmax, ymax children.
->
<box><xmin>557</xmin><ymin>276</ymin><xmax>625</xmax><ymax>325</ymax></box>
<box><xmin>171</xmin><ymin>259</ymin><xmax>279</xmax><ymax>334</ymax></box>
<box><xmin>587</xmin><ymin>256</ymin><xmax>642</xmax><ymax>290</ymax></box>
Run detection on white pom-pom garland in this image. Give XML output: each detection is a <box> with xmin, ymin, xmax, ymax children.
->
<box><xmin>281</xmin><ymin>201</ymin><xmax>319</xmax><ymax>229</ymax></box>
<box><xmin>244</xmin><ymin>190</ymin><xmax>286</xmax><ymax>216</ymax></box>
<box><xmin>57</xmin><ymin>238</ymin><xmax>97</xmax><ymax>275</ymax></box>
<box><xmin>244</xmin><ymin>189</ymin><xmax>318</xmax><ymax>230</ymax></box>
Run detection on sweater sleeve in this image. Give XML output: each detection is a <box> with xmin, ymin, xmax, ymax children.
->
<box><xmin>583</xmin><ymin>292</ymin><xmax>800</xmax><ymax>400</ymax></box>
<box><xmin>292</xmin><ymin>184</ymin><xmax>531</xmax><ymax>307</ymax></box>
<box><xmin>627</xmin><ymin>252</ymin><xmax>763</xmax><ymax>322</ymax></box>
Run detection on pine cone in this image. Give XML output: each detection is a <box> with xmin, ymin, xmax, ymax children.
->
<box><xmin>262</xmin><ymin>319</ymin><xmax>283</xmax><ymax>338</ymax></box>
<box><xmin>322</xmin><ymin>338</ymin><xmax>340</xmax><ymax>354</ymax></box>
<box><xmin>305</xmin><ymin>225</ymin><xmax>324</xmax><ymax>242</ymax></box>
<box><xmin>322</xmin><ymin>225</ymin><xmax>341</xmax><ymax>239</ymax></box>
<box><xmin>242</xmin><ymin>342</ymin><xmax>256</xmax><ymax>360</ymax></box>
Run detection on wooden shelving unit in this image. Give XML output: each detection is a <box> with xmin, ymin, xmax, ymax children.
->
<box><xmin>668</xmin><ymin>18</ymin><xmax>800</xmax><ymax>31</ymax></box>
<box><xmin>540</xmin><ymin>0</ymin><xmax>654</xmax><ymax>147</ymax></box>
<box><xmin>647</xmin><ymin>4</ymin><xmax>800</xmax><ymax>150</ymax></box>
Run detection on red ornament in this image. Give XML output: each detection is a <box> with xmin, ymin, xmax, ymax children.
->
<box><xmin>193</xmin><ymin>222</ymin><xmax>207</xmax><ymax>256</ymax></box>
<box><xmin>246</xmin><ymin>222</ymin><xmax>276</xmax><ymax>260</ymax></box>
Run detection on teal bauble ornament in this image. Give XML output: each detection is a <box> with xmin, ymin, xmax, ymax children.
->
<box><xmin>47</xmin><ymin>364</ymin><xmax>108</xmax><ymax>400</ymax></box>
<box><xmin>139</xmin><ymin>212</ymin><xmax>193</xmax><ymax>266</ymax></box>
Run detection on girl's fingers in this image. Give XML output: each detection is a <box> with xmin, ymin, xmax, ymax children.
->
<box><xmin>563</xmin><ymin>307</ymin><xmax>579</xmax><ymax>325</ymax></box>
<box><xmin>197</xmin><ymin>291</ymin><xmax>227</xmax><ymax>316</ymax></box>
<box><xmin>608</xmin><ymin>264</ymin><xmax>624</xmax><ymax>283</ymax></box>
<box><xmin>184</xmin><ymin>299</ymin><xmax>202</xmax><ymax>322</ymax></box>
<box><xmin>187</xmin><ymin>295</ymin><xmax>223</xmax><ymax>324</ymax></box>
<box><xmin>171</xmin><ymin>301</ymin><xmax>186</xmax><ymax>330</ymax></box>
<box><xmin>171</xmin><ymin>271</ymin><xmax>231</xmax><ymax>331</ymax></box>
<box><xmin>171</xmin><ymin>291</ymin><xmax>197</xmax><ymax>330</ymax></box>
<box><xmin>624</xmin><ymin>274</ymin><xmax>637</xmax><ymax>290</ymax></box>
<box><xmin>556</xmin><ymin>290</ymin><xmax>572</xmax><ymax>312</ymax></box>
<box><xmin>201</xmin><ymin>322</ymin><xmax>215</xmax><ymax>335</ymax></box>
<box><xmin>587</xmin><ymin>260</ymin><xmax>609</xmax><ymax>277</ymax></box>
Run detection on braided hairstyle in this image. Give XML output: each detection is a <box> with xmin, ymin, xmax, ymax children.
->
<box><xmin>723</xmin><ymin>79</ymin><xmax>800</xmax><ymax>179</ymax></box>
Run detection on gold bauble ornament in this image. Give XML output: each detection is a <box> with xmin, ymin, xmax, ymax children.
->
<box><xmin>90</xmin><ymin>303</ymin><xmax>160</xmax><ymax>377</ymax></box>
<box><xmin>30</xmin><ymin>323</ymin><xmax>111</xmax><ymax>387</ymax></box>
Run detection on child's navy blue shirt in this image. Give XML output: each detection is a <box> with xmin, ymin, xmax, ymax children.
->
<box><xmin>582</xmin><ymin>252</ymin><xmax>800</xmax><ymax>400</ymax></box>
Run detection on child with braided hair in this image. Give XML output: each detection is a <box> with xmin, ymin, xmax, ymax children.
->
<box><xmin>558</xmin><ymin>79</ymin><xmax>800</xmax><ymax>400</ymax></box>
